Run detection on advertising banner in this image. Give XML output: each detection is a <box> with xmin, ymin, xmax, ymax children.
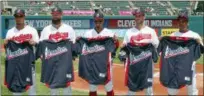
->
<box><xmin>63</xmin><ymin>10</ymin><xmax>94</xmax><ymax>15</ymax></box>
<box><xmin>161</xmin><ymin>28</ymin><xmax>179</xmax><ymax>36</ymax></box>
<box><xmin>8</xmin><ymin>19</ymin><xmax>90</xmax><ymax>29</ymax></box>
<box><xmin>108</xmin><ymin>19</ymin><xmax>178</xmax><ymax>28</ymax></box>
<box><xmin>119</xmin><ymin>10</ymin><xmax>132</xmax><ymax>16</ymax></box>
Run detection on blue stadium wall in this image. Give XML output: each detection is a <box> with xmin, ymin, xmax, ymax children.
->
<box><xmin>1</xmin><ymin>16</ymin><xmax>203</xmax><ymax>38</ymax></box>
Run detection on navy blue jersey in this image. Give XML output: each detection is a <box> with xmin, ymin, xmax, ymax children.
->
<box><xmin>75</xmin><ymin>37</ymin><xmax>116</xmax><ymax>85</ymax></box>
<box><xmin>201</xmin><ymin>45</ymin><xmax>204</xmax><ymax>54</ymax></box>
<box><xmin>158</xmin><ymin>36</ymin><xmax>201</xmax><ymax>89</ymax></box>
<box><xmin>119</xmin><ymin>43</ymin><xmax>158</xmax><ymax>91</ymax></box>
<box><xmin>5</xmin><ymin>41</ymin><xmax>34</xmax><ymax>92</ymax></box>
<box><xmin>36</xmin><ymin>40</ymin><xmax>75</xmax><ymax>88</ymax></box>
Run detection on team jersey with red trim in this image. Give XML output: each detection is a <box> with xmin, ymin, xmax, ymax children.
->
<box><xmin>36</xmin><ymin>40</ymin><xmax>75</xmax><ymax>88</ymax></box>
<box><xmin>158</xmin><ymin>36</ymin><xmax>201</xmax><ymax>89</ymax></box>
<box><xmin>40</xmin><ymin>24</ymin><xmax>76</xmax><ymax>43</ymax></box>
<box><xmin>75</xmin><ymin>37</ymin><xmax>116</xmax><ymax>85</ymax></box>
<box><xmin>6</xmin><ymin>25</ymin><xmax>39</xmax><ymax>43</ymax></box>
<box><xmin>5</xmin><ymin>41</ymin><xmax>35</xmax><ymax>92</ymax></box>
<box><xmin>119</xmin><ymin>43</ymin><xmax>158</xmax><ymax>91</ymax></box>
<box><xmin>123</xmin><ymin>26</ymin><xmax>159</xmax><ymax>48</ymax></box>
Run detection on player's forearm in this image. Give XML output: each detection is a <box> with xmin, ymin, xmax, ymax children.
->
<box><xmin>152</xmin><ymin>38</ymin><xmax>159</xmax><ymax>48</ymax></box>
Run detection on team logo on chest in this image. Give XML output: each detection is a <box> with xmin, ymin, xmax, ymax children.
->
<box><xmin>130</xmin><ymin>34</ymin><xmax>151</xmax><ymax>42</ymax></box>
<box><xmin>129</xmin><ymin>51</ymin><xmax>152</xmax><ymax>65</ymax></box>
<box><xmin>82</xmin><ymin>44</ymin><xmax>105</xmax><ymax>55</ymax></box>
<box><xmin>6</xmin><ymin>48</ymin><xmax>28</xmax><ymax>59</ymax></box>
<box><xmin>11</xmin><ymin>34</ymin><xmax>32</xmax><ymax>43</ymax></box>
<box><xmin>49</xmin><ymin>32</ymin><xmax>68</xmax><ymax>42</ymax></box>
<box><xmin>44</xmin><ymin>46</ymin><xmax>68</xmax><ymax>59</ymax></box>
<box><xmin>164</xmin><ymin>46</ymin><xmax>189</xmax><ymax>58</ymax></box>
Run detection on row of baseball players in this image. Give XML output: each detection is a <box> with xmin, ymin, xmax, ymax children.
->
<box><xmin>4</xmin><ymin>7</ymin><xmax>203</xmax><ymax>96</ymax></box>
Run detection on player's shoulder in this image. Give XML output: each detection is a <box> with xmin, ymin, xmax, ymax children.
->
<box><xmin>42</xmin><ymin>24</ymin><xmax>52</xmax><ymax>31</ymax></box>
<box><xmin>103</xmin><ymin>28</ymin><xmax>112</xmax><ymax>32</ymax></box>
<box><xmin>62</xmin><ymin>23</ymin><xmax>74</xmax><ymax>29</ymax></box>
<box><xmin>103</xmin><ymin>28</ymin><xmax>114</xmax><ymax>34</ymax></box>
<box><xmin>85</xmin><ymin>29</ymin><xmax>93</xmax><ymax>33</ymax></box>
<box><xmin>170</xmin><ymin>31</ymin><xmax>181</xmax><ymax>36</ymax></box>
<box><xmin>126</xmin><ymin>27</ymin><xmax>136</xmax><ymax>34</ymax></box>
<box><xmin>127</xmin><ymin>27</ymin><xmax>135</xmax><ymax>32</ymax></box>
<box><xmin>171</xmin><ymin>30</ymin><xmax>201</xmax><ymax>37</ymax></box>
<box><xmin>144</xmin><ymin>26</ymin><xmax>155</xmax><ymax>32</ymax></box>
<box><xmin>7</xmin><ymin>27</ymin><xmax>16</xmax><ymax>33</ymax></box>
<box><xmin>124</xmin><ymin>28</ymin><xmax>136</xmax><ymax>37</ymax></box>
<box><xmin>25</xmin><ymin>25</ymin><xmax>37</xmax><ymax>31</ymax></box>
<box><xmin>103</xmin><ymin>28</ymin><xmax>115</xmax><ymax>37</ymax></box>
<box><xmin>83</xmin><ymin>29</ymin><xmax>93</xmax><ymax>37</ymax></box>
<box><xmin>188</xmin><ymin>30</ymin><xmax>200</xmax><ymax>35</ymax></box>
<box><xmin>188</xmin><ymin>30</ymin><xmax>202</xmax><ymax>39</ymax></box>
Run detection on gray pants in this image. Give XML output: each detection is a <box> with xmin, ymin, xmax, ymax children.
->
<box><xmin>13</xmin><ymin>66</ymin><xmax>36</xmax><ymax>96</ymax></box>
<box><xmin>50</xmin><ymin>86</ymin><xmax>72</xmax><ymax>95</ymax></box>
<box><xmin>127</xmin><ymin>87</ymin><xmax>153</xmax><ymax>96</ymax></box>
<box><xmin>89</xmin><ymin>60</ymin><xmax>113</xmax><ymax>92</ymax></box>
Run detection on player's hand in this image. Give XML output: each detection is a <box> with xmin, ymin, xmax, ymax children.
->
<box><xmin>196</xmin><ymin>39</ymin><xmax>202</xmax><ymax>45</ymax></box>
<box><xmin>28</xmin><ymin>39</ymin><xmax>36</xmax><ymax>45</ymax></box>
<box><xmin>76</xmin><ymin>37</ymin><xmax>82</xmax><ymax>40</ymax></box>
<box><xmin>159</xmin><ymin>36</ymin><xmax>163</xmax><ymax>40</ymax></box>
<box><xmin>4</xmin><ymin>39</ymin><xmax>11</xmax><ymax>45</ymax></box>
<box><xmin>113</xmin><ymin>35</ymin><xmax>117</xmax><ymax>40</ymax></box>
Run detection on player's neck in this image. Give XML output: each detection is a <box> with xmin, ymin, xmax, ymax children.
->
<box><xmin>179</xmin><ymin>28</ymin><xmax>188</xmax><ymax>33</ymax></box>
<box><xmin>16</xmin><ymin>24</ymin><xmax>25</xmax><ymax>30</ymax></box>
<box><xmin>52</xmin><ymin>22</ymin><xmax>62</xmax><ymax>29</ymax></box>
<box><xmin>95</xmin><ymin>27</ymin><xmax>103</xmax><ymax>34</ymax></box>
<box><xmin>136</xmin><ymin>24</ymin><xmax>145</xmax><ymax>30</ymax></box>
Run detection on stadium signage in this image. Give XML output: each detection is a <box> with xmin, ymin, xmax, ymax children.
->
<box><xmin>8</xmin><ymin>20</ymin><xmax>90</xmax><ymax>29</ymax></box>
<box><xmin>161</xmin><ymin>28</ymin><xmax>179</xmax><ymax>36</ymax></box>
<box><xmin>108</xmin><ymin>19</ymin><xmax>178</xmax><ymax>28</ymax></box>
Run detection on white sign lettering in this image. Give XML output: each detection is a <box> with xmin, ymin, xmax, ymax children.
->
<box><xmin>151</xmin><ymin>20</ymin><xmax>172</xmax><ymax>27</ymax></box>
<box><xmin>117</xmin><ymin>20</ymin><xmax>173</xmax><ymax>28</ymax></box>
<box><xmin>8</xmin><ymin>20</ymin><xmax>90</xmax><ymax>29</ymax></box>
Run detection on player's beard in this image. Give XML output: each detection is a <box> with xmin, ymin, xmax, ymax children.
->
<box><xmin>52</xmin><ymin>19</ymin><xmax>61</xmax><ymax>25</ymax></box>
<box><xmin>179</xmin><ymin>27</ymin><xmax>188</xmax><ymax>33</ymax></box>
<box><xmin>16</xmin><ymin>22</ymin><xmax>24</xmax><ymax>26</ymax></box>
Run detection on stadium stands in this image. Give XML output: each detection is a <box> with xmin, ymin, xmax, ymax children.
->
<box><xmin>171</xmin><ymin>1</ymin><xmax>190</xmax><ymax>9</ymax></box>
<box><xmin>1</xmin><ymin>1</ymin><xmax>201</xmax><ymax>16</ymax></box>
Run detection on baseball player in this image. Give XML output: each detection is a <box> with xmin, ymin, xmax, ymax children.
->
<box><xmin>39</xmin><ymin>7</ymin><xmax>76</xmax><ymax>95</ymax></box>
<box><xmin>165</xmin><ymin>10</ymin><xmax>203</xmax><ymax>95</ymax></box>
<box><xmin>122</xmin><ymin>8</ymin><xmax>159</xmax><ymax>95</ymax></box>
<box><xmin>78</xmin><ymin>10</ymin><xmax>118</xmax><ymax>96</ymax></box>
<box><xmin>4</xmin><ymin>9</ymin><xmax>39</xmax><ymax>95</ymax></box>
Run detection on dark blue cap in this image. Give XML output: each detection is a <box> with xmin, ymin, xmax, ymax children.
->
<box><xmin>132</xmin><ymin>8</ymin><xmax>145</xmax><ymax>16</ymax></box>
<box><xmin>51</xmin><ymin>7</ymin><xmax>62</xmax><ymax>13</ymax></box>
<box><xmin>177</xmin><ymin>10</ymin><xmax>189</xmax><ymax>21</ymax></box>
<box><xmin>14</xmin><ymin>9</ymin><xmax>25</xmax><ymax>17</ymax></box>
<box><xmin>93</xmin><ymin>12</ymin><xmax>104</xmax><ymax>20</ymax></box>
